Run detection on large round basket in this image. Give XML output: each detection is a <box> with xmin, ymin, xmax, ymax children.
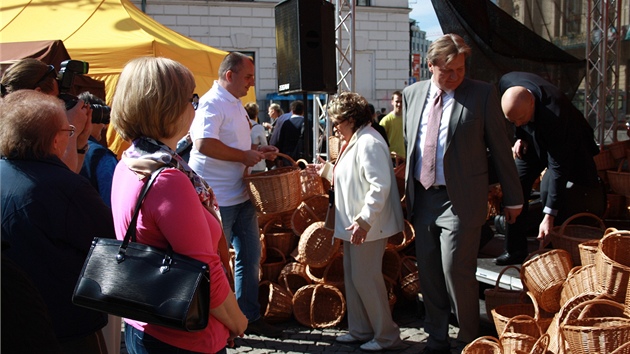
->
<box><xmin>296</xmin><ymin>221</ymin><xmax>341</xmax><ymax>268</ymax></box>
<box><xmin>559</xmin><ymin>265</ymin><xmax>599</xmax><ymax>307</ymax></box>
<box><xmin>561</xmin><ymin>317</ymin><xmax>630</xmax><ymax>354</ymax></box>
<box><xmin>595</xmin><ymin>230</ymin><xmax>630</xmax><ymax>303</ymax></box>
<box><xmin>292</xmin><ymin>284</ymin><xmax>346</xmax><ymax>328</ymax></box>
<box><xmin>386</xmin><ymin>219</ymin><xmax>415</xmax><ymax>252</ymax></box>
<box><xmin>244</xmin><ymin>153</ymin><xmax>301</xmax><ymax>214</ymax></box>
<box><xmin>461</xmin><ymin>336</ymin><xmax>502</xmax><ymax>354</ymax></box>
<box><xmin>491</xmin><ymin>291</ymin><xmax>553</xmax><ymax>336</ymax></box>
<box><xmin>549</xmin><ymin>212</ymin><xmax>606</xmax><ymax>266</ymax></box>
<box><xmin>520</xmin><ymin>249</ymin><xmax>573</xmax><ymax>313</ymax></box>
<box><xmin>258</xmin><ymin>280</ymin><xmax>293</xmax><ymax>323</ymax></box>
<box><xmin>291</xmin><ymin>195</ymin><xmax>328</xmax><ymax>236</ymax></box>
<box><xmin>545</xmin><ymin>292</ymin><xmax>601</xmax><ymax>354</ymax></box>
<box><xmin>278</xmin><ymin>262</ymin><xmax>311</xmax><ymax>296</ymax></box>
<box><xmin>484</xmin><ymin>265</ymin><xmax>526</xmax><ymax>324</ymax></box>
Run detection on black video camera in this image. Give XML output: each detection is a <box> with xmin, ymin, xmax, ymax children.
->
<box><xmin>57</xmin><ymin>60</ymin><xmax>89</xmax><ymax>110</ymax></box>
<box><xmin>91</xmin><ymin>104</ymin><xmax>111</xmax><ymax>124</ymax></box>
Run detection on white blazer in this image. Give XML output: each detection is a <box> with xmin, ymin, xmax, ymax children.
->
<box><xmin>333</xmin><ymin>124</ymin><xmax>404</xmax><ymax>242</ymax></box>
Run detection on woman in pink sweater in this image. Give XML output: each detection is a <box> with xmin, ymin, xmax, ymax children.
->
<box><xmin>109</xmin><ymin>57</ymin><xmax>247</xmax><ymax>354</ymax></box>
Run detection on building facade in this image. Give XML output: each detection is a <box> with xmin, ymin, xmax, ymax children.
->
<box><xmin>131</xmin><ymin>0</ymin><xmax>412</xmax><ymax>120</ymax></box>
<box><xmin>409</xmin><ymin>19</ymin><xmax>432</xmax><ymax>82</ymax></box>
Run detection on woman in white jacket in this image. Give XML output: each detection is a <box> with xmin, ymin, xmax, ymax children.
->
<box><xmin>319</xmin><ymin>92</ymin><xmax>405</xmax><ymax>352</ymax></box>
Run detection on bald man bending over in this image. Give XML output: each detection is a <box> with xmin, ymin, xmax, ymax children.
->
<box><xmin>495</xmin><ymin>72</ymin><xmax>606</xmax><ymax>265</ymax></box>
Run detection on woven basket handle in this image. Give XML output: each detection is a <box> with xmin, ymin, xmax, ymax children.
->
<box><xmin>243</xmin><ymin>152</ymin><xmax>297</xmax><ymax>178</ymax></box>
<box><xmin>493</xmin><ymin>265</ymin><xmax>521</xmax><ymax>290</ymax></box>
<box><xmin>617</xmin><ymin>158</ymin><xmax>627</xmax><ymax>172</ymax></box>
<box><xmin>526</xmin><ymin>291</ymin><xmax>544</xmax><ymax>321</ymax></box>
<box><xmin>566</xmin><ymin>297</ymin><xmax>628</xmax><ymax>321</ymax></box>
<box><xmin>558</xmin><ymin>212</ymin><xmax>606</xmax><ymax>235</ymax></box>
<box><xmin>501</xmin><ymin>314</ymin><xmax>541</xmax><ymax>338</ymax></box>
<box><xmin>463</xmin><ymin>335</ymin><xmax>503</xmax><ymax>352</ymax></box>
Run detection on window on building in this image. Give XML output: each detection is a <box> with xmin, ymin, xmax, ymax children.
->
<box><xmin>564</xmin><ymin>0</ymin><xmax>581</xmax><ymax>36</ymax></box>
<box><xmin>357</xmin><ymin>0</ymin><xmax>371</xmax><ymax>6</ymax></box>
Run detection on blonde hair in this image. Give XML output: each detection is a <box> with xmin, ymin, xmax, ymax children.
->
<box><xmin>111</xmin><ymin>57</ymin><xmax>195</xmax><ymax>141</ymax></box>
<box><xmin>0</xmin><ymin>90</ymin><xmax>65</xmax><ymax>159</ymax></box>
<box><xmin>269</xmin><ymin>103</ymin><xmax>283</xmax><ymax>116</ymax></box>
<box><xmin>426</xmin><ymin>33</ymin><xmax>471</xmax><ymax>66</ymax></box>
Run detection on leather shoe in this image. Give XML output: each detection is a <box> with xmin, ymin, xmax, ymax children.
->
<box><xmin>494</xmin><ymin>251</ymin><xmax>528</xmax><ymax>266</ymax></box>
<box><xmin>421</xmin><ymin>346</ymin><xmax>451</xmax><ymax>354</ymax></box>
<box><xmin>245</xmin><ymin>318</ymin><xmax>284</xmax><ymax>338</ymax></box>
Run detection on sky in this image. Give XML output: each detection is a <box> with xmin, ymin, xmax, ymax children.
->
<box><xmin>408</xmin><ymin>0</ymin><xmax>443</xmax><ymax>41</ymax></box>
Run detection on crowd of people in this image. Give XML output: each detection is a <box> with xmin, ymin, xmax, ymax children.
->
<box><xmin>0</xmin><ymin>32</ymin><xmax>605</xmax><ymax>354</ymax></box>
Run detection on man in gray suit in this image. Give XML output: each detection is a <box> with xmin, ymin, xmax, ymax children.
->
<box><xmin>402</xmin><ymin>34</ymin><xmax>523</xmax><ymax>353</ymax></box>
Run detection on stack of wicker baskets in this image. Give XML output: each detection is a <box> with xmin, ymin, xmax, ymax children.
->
<box><xmin>478</xmin><ymin>225</ymin><xmax>630</xmax><ymax>354</ymax></box>
<box><xmin>601</xmin><ymin>141</ymin><xmax>630</xmax><ymax>219</ymax></box>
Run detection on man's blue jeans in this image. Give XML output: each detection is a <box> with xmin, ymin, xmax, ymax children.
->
<box><xmin>219</xmin><ymin>200</ymin><xmax>262</xmax><ymax>321</ymax></box>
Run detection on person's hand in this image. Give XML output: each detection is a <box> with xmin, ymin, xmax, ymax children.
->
<box><xmin>67</xmin><ymin>99</ymin><xmax>91</xmax><ymax>147</ymax></box>
<box><xmin>305</xmin><ymin>163</ymin><xmax>323</xmax><ymax>177</ymax></box>
<box><xmin>346</xmin><ymin>222</ymin><xmax>367</xmax><ymax>245</ymax></box>
<box><xmin>512</xmin><ymin>139</ymin><xmax>528</xmax><ymax>159</ymax></box>
<box><xmin>263</xmin><ymin>122</ymin><xmax>272</xmax><ymax>130</ymax></box>
<box><xmin>259</xmin><ymin>145</ymin><xmax>278</xmax><ymax>160</ymax></box>
<box><xmin>537</xmin><ymin>214</ymin><xmax>555</xmax><ymax>249</ymax></box>
<box><xmin>242</xmin><ymin>150</ymin><xmax>265</xmax><ymax>167</ymax></box>
<box><xmin>504</xmin><ymin>207</ymin><xmax>522</xmax><ymax>224</ymax></box>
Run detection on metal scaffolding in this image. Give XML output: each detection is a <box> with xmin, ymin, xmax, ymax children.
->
<box><xmin>585</xmin><ymin>0</ymin><xmax>623</xmax><ymax>147</ymax></box>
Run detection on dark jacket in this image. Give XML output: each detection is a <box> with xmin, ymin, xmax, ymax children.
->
<box><xmin>80</xmin><ymin>136</ymin><xmax>118</xmax><ymax>207</ymax></box>
<box><xmin>499</xmin><ymin>72</ymin><xmax>600</xmax><ymax>211</ymax></box>
<box><xmin>1</xmin><ymin>155</ymin><xmax>114</xmax><ymax>342</ymax></box>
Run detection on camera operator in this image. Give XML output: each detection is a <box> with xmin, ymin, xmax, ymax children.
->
<box><xmin>77</xmin><ymin>92</ymin><xmax>117</xmax><ymax>208</ymax></box>
<box><xmin>1</xmin><ymin>58</ymin><xmax>91</xmax><ymax>173</ymax></box>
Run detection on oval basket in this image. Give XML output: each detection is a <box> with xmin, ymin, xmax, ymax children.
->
<box><xmin>549</xmin><ymin>212</ymin><xmax>606</xmax><ymax>266</ymax></box>
<box><xmin>545</xmin><ymin>292</ymin><xmax>602</xmax><ymax>354</ymax></box>
<box><xmin>244</xmin><ymin>153</ymin><xmax>302</xmax><ymax>214</ymax></box>
<box><xmin>595</xmin><ymin>230</ymin><xmax>630</xmax><ymax>303</ymax></box>
<box><xmin>578</xmin><ymin>239</ymin><xmax>600</xmax><ymax>266</ymax></box>
<box><xmin>491</xmin><ymin>291</ymin><xmax>553</xmax><ymax>336</ymax></box>
<box><xmin>386</xmin><ymin>219</ymin><xmax>415</xmax><ymax>252</ymax></box>
<box><xmin>520</xmin><ymin>249</ymin><xmax>573</xmax><ymax>313</ymax></box>
<box><xmin>484</xmin><ymin>265</ymin><xmax>525</xmax><ymax>324</ymax></box>
<box><xmin>559</xmin><ymin>265</ymin><xmax>599</xmax><ymax>308</ymax></box>
<box><xmin>292</xmin><ymin>284</ymin><xmax>346</xmax><ymax>328</ymax></box>
<box><xmin>258</xmin><ymin>280</ymin><xmax>293</xmax><ymax>323</ymax></box>
<box><xmin>561</xmin><ymin>317</ymin><xmax>630</xmax><ymax>354</ymax></box>
<box><xmin>291</xmin><ymin>195</ymin><xmax>328</xmax><ymax>236</ymax></box>
<box><xmin>499</xmin><ymin>315</ymin><xmax>541</xmax><ymax>354</ymax></box>
<box><xmin>278</xmin><ymin>262</ymin><xmax>311</xmax><ymax>296</ymax></box>
<box><xmin>461</xmin><ymin>336</ymin><xmax>502</xmax><ymax>354</ymax></box>
<box><xmin>296</xmin><ymin>221</ymin><xmax>341</xmax><ymax>268</ymax></box>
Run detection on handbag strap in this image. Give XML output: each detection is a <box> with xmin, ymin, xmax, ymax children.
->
<box><xmin>117</xmin><ymin>167</ymin><xmax>167</xmax><ymax>262</ymax></box>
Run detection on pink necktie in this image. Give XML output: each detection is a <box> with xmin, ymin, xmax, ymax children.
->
<box><xmin>420</xmin><ymin>89</ymin><xmax>443</xmax><ymax>189</ymax></box>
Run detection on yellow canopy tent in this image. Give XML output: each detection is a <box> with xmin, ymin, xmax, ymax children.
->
<box><xmin>1</xmin><ymin>0</ymin><xmax>256</xmax><ymax>157</ymax></box>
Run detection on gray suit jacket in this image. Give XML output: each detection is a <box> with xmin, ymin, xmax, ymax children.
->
<box><xmin>402</xmin><ymin>78</ymin><xmax>523</xmax><ymax>227</ymax></box>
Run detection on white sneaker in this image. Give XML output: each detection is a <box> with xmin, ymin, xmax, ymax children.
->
<box><xmin>336</xmin><ymin>333</ymin><xmax>365</xmax><ymax>344</ymax></box>
<box><xmin>360</xmin><ymin>339</ymin><xmax>384</xmax><ymax>352</ymax></box>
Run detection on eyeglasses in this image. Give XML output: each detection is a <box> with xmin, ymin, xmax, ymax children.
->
<box><xmin>59</xmin><ymin>125</ymin><xmax>76</xmax><ymax>137</ymax></box>
<box><xmin>35</xmin><ymin>65</ymin><xmax>56</xmax><ymax>86</ymax></box>
<box><xmin>331</xmin><ymin>119</ymin><xmax>345</xmax><ymax>127</ymax></box>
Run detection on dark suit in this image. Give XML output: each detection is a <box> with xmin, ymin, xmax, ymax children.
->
<box><xmin>403</xmin><ymin>78</ymin><xmax>523</xmax><ymax>348</ymax></box>
<box><xmin>498</xmin><ymin>72</ymin><xmax>605</xmax><ymax>254</ymax></box>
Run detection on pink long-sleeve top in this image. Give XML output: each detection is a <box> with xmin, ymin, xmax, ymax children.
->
<box><xmin>111</xmin><ymin>163</ymin><xmax>230</xmax><ymax>353</ymax></box>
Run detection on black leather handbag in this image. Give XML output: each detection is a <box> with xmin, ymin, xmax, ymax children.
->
<box><xmin>73</xmin><ymin>167</ymin><xmax>210</xmax><ymax>332</ymax></box>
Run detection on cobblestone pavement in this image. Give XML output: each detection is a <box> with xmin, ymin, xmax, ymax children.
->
<box><xmin>120</xmin><ymin>299</ymin><xmax>497</xmax><ymax>354</ymax></box>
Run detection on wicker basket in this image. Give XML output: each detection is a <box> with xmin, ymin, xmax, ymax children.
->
<box><xmin>399</xmin><ymin>255</ymin><xmax>420</xmax><ymax>301</ymax></box>
<box><xmin>278</xmin><ymin>262</ymin><xmax>311</xmax><ymax>296</ymax></box>
<box><xmin>594</xmin><ymin>149</ymin><xmax>616</xmax><ymax>170</ymax></box>
<box><xmin>292</xmin><ymin>284</ymin><xmax>346</xmax><ymax>328</ymax></box>
<box><xmin>578</xmin><ymin>239</ymin><xmax>600</xmax><ymax>266</ymax></box>
<box><xmin>559</xmin><ymin>265</ymin><xmax>599</xmax><ymax>308</ymax></box>
<box><xmin>382</xmin><ymin>249</ymin><xmax>402</xmax><ymax>282</ymax></box>
<box><xmin>607</xmin><ymin>140</ymin><xmax>630</xmax><ymax>161</ymax></box>
<box><xmin>258</xmin><ymin>280</ymin><xmax>293</xmax><ymax>323</ymax></box>
<box><xmin>491</xmin><ymin>291</ymin><xmax>553</xmax><ymax>336</ymax></box>
<box><xmin>549</xmin><ymin>212</ymin><xmax>606</xmax><ymax>266</ymax></box>
<box><xmin>462</xmin><ymin>336</ymin><xmax>502</xmax><ymax>354</ymax></box>
<box><xmin>607</xmin><ymin>160</ymin><xmax>630</xmax><ymax>196</ymax></box>
<box><xmin>305</xmin><ymin>252</ymin><xmax>344</xmax><ymax>290</ymax></box>
<box><xmin>607</xmin><ymin>193</ymin><xmax>628</xmax><ymax>219</ymax></box>
<box><xmin>561</xmin><ymin>317</ymin><xmax>630</xmax><ymax>354</ymax></box>
<box><xmin>386</xmin><ymin>219</ymin><xmax>415</xmax><ymax>252</ymax></box>
<box><xmin>291</xmin><ymin>195</ymin><xmax>328</xmax><ymax>236</ymax></box>
<box><xmin>520</xmin><ymin>249</ymin><xmax>573</xmax><ymax>313</ymax></box>
<box><xmin>299</xmin><ymin>169</ymin><xmax>324</xmax><ymax>201</ymax></box>
<box><xmin>328</xmin><ymin>136</ymin><xmax>341</xmax><ymax>162</ymax></box>
<box><xmin>260</xmin><ymin>247</ymin><xmax>287</xmax><ymax>282</ymax></box>
<box><xmin>244</xmin><ymin>153</ymin><xmax>302</xmax><ymax>214</ymax></box>
<box><xmin>596</xmin><ymin>230</ymin><xmax>630</xmax><ymax>303</ymax></box>
<box><xmin>499</xmin><ymin>315</ymin><xmax>541</xmax><ymax>354</ymax></box>
<box><xmin>529</xmin><ymin>333</ymin><xmax>550</xmax><ymax>354</ymax></box>
<box><xmin>296</xmin><ymin>221</ymin><xmax>341</xmax><ymax>268</ymax></box>
<box><xmin>262</xmin><ymin>218</ymin><xmax>298</xmax><ymax>256</ymax></box>
<box><xmin>484</xmin><ymin>265</ymin><xmax>526</xmax><ymax>323</ymax></box>
<box><xmin>546</xmin><ymin>292</ymin><xmax>603</xmax><ymax>354</ymax></box>
<box><xmin>487</xmin><ymin>184</ymin><xmax>503</xmax><ymax>220</ymax></box>
<box><xmin>391</xmin><ymin>152</ymin><xmax>406</xmax><ymax>199</ymax></box>
<box><xmin>612</xmin><ymin>340</ymin><xmax>630</xmax><ymax>354</ymax></box>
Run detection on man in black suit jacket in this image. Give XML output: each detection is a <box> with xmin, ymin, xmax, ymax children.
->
<box><xmin>496</xmin><ymin>71</ymin><xmax>606</xmax><ymax>265</ymax></box>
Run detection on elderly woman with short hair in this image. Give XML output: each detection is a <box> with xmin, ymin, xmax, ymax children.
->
<box><xmin>309</xmin><ymin>91</ymin><xmax>405</xmax><ymax>352</ymax></box>
<box><xmin>110</xmin><ymin>57</ymin><xmax>247</xmax><ymax>354</ymax></box>
<box><xmin>0</xmin><ymin>90</ymin><xmax>114</xmax><ymax>353</ymax></box>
